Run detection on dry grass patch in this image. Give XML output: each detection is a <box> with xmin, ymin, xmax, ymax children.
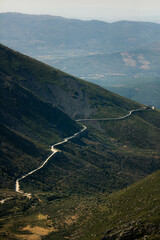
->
<box><xmin>16</xmin><ymin>224</ymin><xmax>58</xmax><ymax>240</ymax></box>
<box><xmin>64</xmin><ymin>215</ymin><xmax>79</xmax><ymax>225</ymax></box>
<box><xmin>37</xmin><ymin>214</ymin><xmax>48</xmax><ymax>220</ymax></box>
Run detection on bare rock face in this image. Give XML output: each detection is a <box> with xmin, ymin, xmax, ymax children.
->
<box><xmin>17</xmin><ymin>68</ymin><xmax>95</xmax><ymax>119</ymax></box>
<box><xmin>47</xmin><ymin>82</ymin><xmax>94</xmax><ymax>118</ymax></box>
<box><xmin>21</xmin><ymin>77</ymin><xmax>95</xmax><ymax>119</ymax></box>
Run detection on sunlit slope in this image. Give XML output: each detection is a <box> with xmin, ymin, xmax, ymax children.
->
<box><xmin>77</xmin><ymin>169</ymin><xmax>160</xmax><ymax>240</ymax></box>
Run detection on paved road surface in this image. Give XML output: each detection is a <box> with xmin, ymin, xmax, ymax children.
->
<box><xmin>15</xmin><ymin>124</ymin><xmax>86</xmax><ymax>196</ymax></box>
<box><xmin>15</xmin><ymin>108</ymin><xmax>146</xmax><ymax>197</ymax></box>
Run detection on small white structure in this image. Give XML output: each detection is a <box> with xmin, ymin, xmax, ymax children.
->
<box><xmin>152</xmin><ymin>106</ymin><xmax>155</xmax><ymax>110</ymax></box>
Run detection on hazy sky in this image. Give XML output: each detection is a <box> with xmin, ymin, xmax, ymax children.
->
<box><xmin>1</xmin><ymin>0</ymin><xmax>160</xmax><ymax>22</ymax></box>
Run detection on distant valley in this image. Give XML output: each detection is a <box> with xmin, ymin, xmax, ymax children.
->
<box><xmin>0</xmin><ymin>13</ymin><xmax>160</xmax><ymax>108</ymax></box>
<box><xmin>52</xmin><ymin>45</ymin><xmax>160</xmax><ymax>108</ymax></box>
<box><xmin>0</xmin><ymin>12</ymin><xmax>160</xmax><ymax>239</ymax></box>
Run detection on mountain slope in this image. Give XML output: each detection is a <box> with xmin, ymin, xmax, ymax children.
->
<box><xmin>0</xmin><ymin>43</ymin><xmax>160</xmax><ymax>240</ymax></box>
<box><xmin>74</xmin><ymin>169</ymin><xmax>160</xmax><ymax>240</ymax></box>
<box><xmin>0</xmin><ymin>169</ymin><xmax>159</xmax><ymax>239</ymax></box>
<box><xmin>0</xmin><ymin>123</ymin><xmax>48</xmax><ymax>189</ymax></box>
<box><xmin>108</xmin><ymin>77</ymin><xmax>160</xmax><ymax>109</ymax></box>
<box><xmin>0</xmin><ymin>58</ymin><xmax>81</xmax><ymax>189</ymax></box>
<box><xmin>0</xmin><ymin>70</ymin><xmax>80</xmax><ymax>141</ymax></box>
<box><xmin>0</xmin><ymin>43</ymin><xmax>160</xmax><ymax>194</ymax></box>
<box><xmin>0</xmin><ymin>43</ymin><xmax>141</xmax><ymax>119</ymax></box>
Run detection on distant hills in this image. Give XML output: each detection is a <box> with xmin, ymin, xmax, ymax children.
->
<box><xmin>1</xmin><ymin>13</ymin><xmax>160</xmax><ymax>55</ymax></box>
<box><xmin>53</xmin><ymin>45</ymin><xmax>160</xmax><ymax>108</ymax></box>
<box><xmin>0</xmin><ymin>44</ymin><xmax>160</xmax><ymax>239</ymax></box>
<box><xmin>0</xmin><ymin>12</ymin><xmax>160</xmax><ymax>108</ymax></box>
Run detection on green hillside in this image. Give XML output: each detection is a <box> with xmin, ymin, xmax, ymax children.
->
<box><xmin>0</xmin><ymin>43</ymin><xmax>160</xmax><ymax>192</ymax></box>
<box><xmin>0</xmin><ymin>44</ymin><xmax>160</xmax><ymax>239</ymax></box>
<box><xmin>0</xmin><ymin>55</ymin><xmax>81</xmax><ymax>188</ymax></box>
<box><xmin>78</xmin><ymin>169</ymin><xmax>160</xmax><ymax>240</ymax></box>
<box><xmin>0</xmin><ymin>123</ymin><xmax>48</xmax><ymax>189</ymax></box>
<box><xmin>0</xmin><ymin>169</ymin><xmax>159</xmax><ymax>239</ymax></box>
<box><xmin>0</xmin><ymin>43</ymin><xmax>142</xmax><ymax>119</ymax></box>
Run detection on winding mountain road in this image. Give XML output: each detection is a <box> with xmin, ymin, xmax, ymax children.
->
<box><xmin>15</xmin><ymin>124</ymin><xmax>86</xmax><ymax>196</ymax></box>
<box><xmin>76</xmin><ymin>108</ymin><xmax>146</xmax><ymax>122</ymax></box>
<box><xmin>14</xmin><ymin>107</ymin><xmax>147</xmax><ymax>197</ymax></box>
<box><xmin>0</xmin><ymin>197</ymin><xmax>13</xmax><ymax>204</ymax></box>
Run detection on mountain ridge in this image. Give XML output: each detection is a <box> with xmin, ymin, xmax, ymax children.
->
<box><xmin>1</xmin><ymin>12</ymin><xmax>160</xmax><ymax>55</ymax></box>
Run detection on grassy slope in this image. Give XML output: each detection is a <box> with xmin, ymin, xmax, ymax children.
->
<box><xmin>0</xmin><ymin>44</ymin><xmax>160</xmax><ymax>239</ymax></box>
<box><xmin>0</xmin><ymin>123</ymin><xmax>48</xmax><ymax>189</ymax></box>
<box><xmin>74</xmin><ymin>169</ymin><xmax>160</xmax><ymax>240</ymax></box>
<box><xmin>0</xmin><ymin>70</ymin><xmax>80</xmax><ymax>143</ymax></box>
<box><xmin>0</xmin><ymin>170</ymin><xmax>159</xmax><ymax>240</ymax></box>
<box><xmin>0</xmin><ymin>43</ymin><xmax>141</xmax><ymax>119</ymax></box>
<box><xmin>0</xmin><ymin>43</ymin><xmax>160</xmax><ymax>193</ymax></box>
<box><xmin>0</xmin><ymin>59</ymin><xmax>81</xmax><ymax>188</ymax></box>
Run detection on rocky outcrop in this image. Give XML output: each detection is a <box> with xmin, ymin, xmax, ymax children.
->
<box><xmin>101</xmin><ymin>221</ymin><xmax>159</xmax><ymax>240</ymax></box>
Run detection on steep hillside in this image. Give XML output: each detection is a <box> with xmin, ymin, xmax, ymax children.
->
<box><xmin>0</xmin><ymin>169</ymin><xmax>159</xmax><ymax>239</ymax></box>
<box><xmin>0</xmin><ymin>123</ymin><xmax>48</xmax><ymax>189</ymax></box>
<box><xmin>0</xmin><ymin>70</ymin><xmax>80</xmax><ymax>140</ymax></box>
<box><xmin>0</xmin><ymin>43</ymin><xmax>160</xmax><ymax>193</ymax></box>
<box><xmin>79</xmin><ymin>170</ymin><xmax>160</xmax><ymax>240</ymax></box>
<box><xmin>0</xmin><ymin>60</ymin><xmax>81</xmax><ymax>188</ymax></box>
<box><xmin>0</xmin><ymin>43</ymin><xmax>160</xmax><ymax>240</ymax></box>
<box><xmin>0</xmin><ymin>43</ymin><xmax>141</xmax><ymax>119</ymax></box>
